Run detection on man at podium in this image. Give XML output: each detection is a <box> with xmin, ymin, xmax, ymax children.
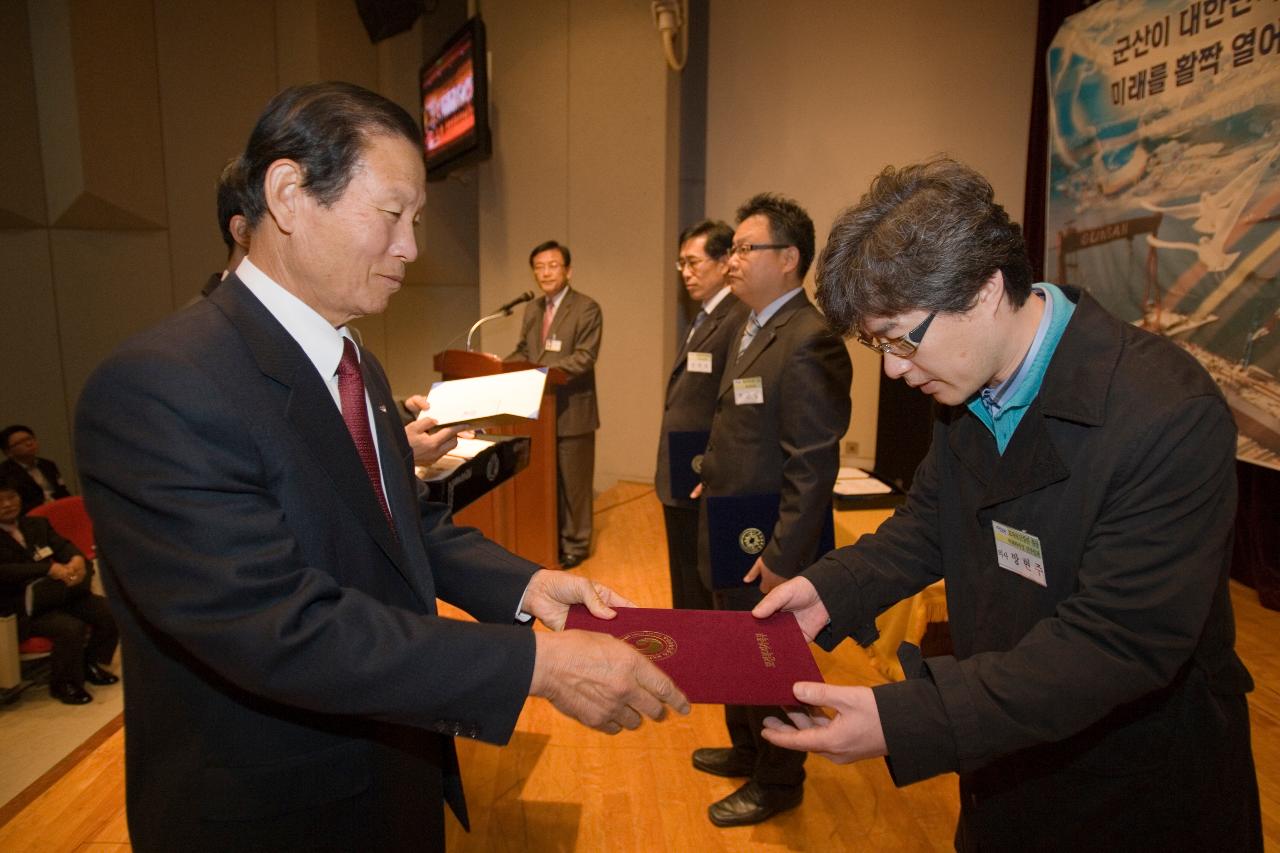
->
<box><xmin>508</xmin><ymin>241</ymin><xmax>603</xmax><ymax>568</ymax></box>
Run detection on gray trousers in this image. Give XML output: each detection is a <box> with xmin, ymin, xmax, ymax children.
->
<box><xmin>556</xmin><ymin>432</ymin><xmax>595</xmax><ymax>559</ymax></box>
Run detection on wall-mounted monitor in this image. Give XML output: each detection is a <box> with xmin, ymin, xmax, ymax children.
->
<box><xmin>420</xmin><ymin>16</ymin><xmax>491</xmax><ymax>181</ymax></box>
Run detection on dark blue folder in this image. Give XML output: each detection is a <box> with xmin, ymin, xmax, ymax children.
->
<box><xmin>705</xmin><ymin>493</ymin><xmax>836</xmax><ymax>589</ymax></box>
<box><xmin>668</xmin><ymin>430</ymin><xmax>710</xmax><ymax>499</ymax></box>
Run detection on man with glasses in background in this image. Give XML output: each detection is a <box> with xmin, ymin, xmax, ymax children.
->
<box><xmin>509</xmin><ymin>240</ymin><xmax>603</xmax><ymax>568</ymax></box>
<box><xmin>754</xmin><ymin>158</ymin><xmax>1261</xmax><ymax>850</ymax></box>
<box><xmin>656</xmin><ymin>220</ymin><xmax>748</xmax><ymax>610</ymax></box>
<box><xmin>0</xmin><ymin>425</ymin><xmax>72</xmax><ymax>515</ymax></box>
<box><xmin>690</xmin><ymin>193</ymin><xmax>852</xmax><ymax>827</ymax></box>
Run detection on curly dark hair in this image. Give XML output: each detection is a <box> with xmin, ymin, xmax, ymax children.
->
<box><xmin>816</xmin><ymin>158</ymin><xmax>1032</xmax><ymax>337</ymax></box>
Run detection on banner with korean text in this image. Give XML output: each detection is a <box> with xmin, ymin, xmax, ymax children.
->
<box><xmin>1045</xmin><ymin>0</ymin><xmax>1280</xmax><ymax>469</ymax></box>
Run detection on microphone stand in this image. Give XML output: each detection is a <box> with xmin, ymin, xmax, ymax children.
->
<box><xmin>466</xmin><ymin>291</ymin><xmax>534</xmax><ymax>351</ymax></box>
<box><xmin>465</xmin><ymin>311</ymin><xmax>509</xmax><ymax>352</ymax></box>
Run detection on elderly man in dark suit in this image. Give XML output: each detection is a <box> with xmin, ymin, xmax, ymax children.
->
<box><xmin>0</xmin><ymin>425</ymin><xmax>72</xmax><ymax>514</ymax></box>
<box><xmin>75</xmin><ymin>82</ymin><xmax>686</xmax><ymax>853</ymax></box>
<box><xmin>691</xmin><ymin>194</ymin><xmax>852</xmax><ymax>827</ymax></box>
<box><xmin>655</xmin><ymin>220</ymin><xmax>748</xmax><ymax>610</ymax></box>
<box><xmin>508</xmin><ymin>241</ymin><xmax>603</xmax><ymax>568</ymax></box>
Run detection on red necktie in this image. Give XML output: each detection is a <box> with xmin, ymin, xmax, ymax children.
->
<box><xmin>337</xmin><ymin>338</ymin><xmax>395</xmax><ymax>534</ymax></box>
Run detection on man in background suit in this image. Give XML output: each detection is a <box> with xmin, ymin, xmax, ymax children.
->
<box><xmin>202</xmin><ymin>157</ymin><xmax>250</xmax><ymax>298</ymax></box>
<box><xmin>655</xmin><ymin>220</ymin><xmax>747</xmax><ymax>610</ymax></box>
<box><xmin>0</xmin><ymin>425</ymin><xmax>72</xmax><ymax>515</ymax></box>
<box><xmin>76</xmin><ymin>82</ymin><xmax>686</xmax><ymax>853</ymax></box>
<box><xmin>508</xmin><ymin>241</ymin><xmax>603</xmax><ymax>568</ymax></box>
<box><xmin>692</xmin><ymin>193</ymin><xmax>852</xmax><ymax>827</ymax></box>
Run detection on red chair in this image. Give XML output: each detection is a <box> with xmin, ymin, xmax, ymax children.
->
<box><xmin>27</xmin><ymin>496</ymin><xmax>96</xmax><ymax>559</ymax></box>
<box><xmin>18</xmin><ymin>636</ymin><xmax>53</xmax><ymax>662</ymax></box>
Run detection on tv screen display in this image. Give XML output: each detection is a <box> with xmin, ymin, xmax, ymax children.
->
<box><xmin>421</xmin><ymin>17</ymin><xmax>491</xmax><ymax>180</ymax></box>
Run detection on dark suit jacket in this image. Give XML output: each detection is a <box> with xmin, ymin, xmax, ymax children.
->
<box><xmin>0</xmin><ymin>457</ymin><xmax>71</xmax><ymax>515</ymax></box>
<box><xmin>698</xmin><ymin>291</ymin><xmax>852</xmax><ymax>582</ymax></box>
<box><xmin>0</xmin><ymin>516</ymin><xmax>84</xmax><ymax>626</ymax></box>
<box><xmin>804</xmin><ymin>290</ymin><xmax>1258</xmax><ymax>849</ymax></box>
<box><xmin>655</xmin><ymin>292</ymin><xmax>749</xmax><ymax>507</ymax></box>
<box><xmin>75</xmin><ymin>276</ymin><xmax>541</xmax><ymax>852</ymax></box>
<box><xmin>508</xmin><ymin>287</ymin><xmax>602</xmax><ymax>437</ymax></box>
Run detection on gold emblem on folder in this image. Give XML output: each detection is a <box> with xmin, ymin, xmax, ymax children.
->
<box><xmin>621</xmin><ymin>630</ymin><xmax>677</xmax><ymax>661</ymax></box>
<box><xmin>738</xmin><ymin>527</ymin><xmax>766</xmax><ymax>555</ymax></box>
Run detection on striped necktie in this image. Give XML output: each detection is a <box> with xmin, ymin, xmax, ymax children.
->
<box><xmin>737</xmin><ymin>316</ymin><xmax>762</xmax><ymax>359</ymax></box>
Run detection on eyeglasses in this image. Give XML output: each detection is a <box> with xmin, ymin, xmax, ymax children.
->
<box><xmin>675</xmin><ymin>255</ymin><xmax>715</xmax><ymax>272</ymax></box>
<box><xmin>532</xmin><ymin>262</ymin><xmax>564</xmax><ymax>273</ymax></box>
<box><xmin>856</xmin><ymin>312</ymin><xmax>936</xmax><ymax>358</ymax></box>
<box><xmin>727</xmin><ymin>242</ymin><xmax>791</xmax><ymax>259</ymax></box>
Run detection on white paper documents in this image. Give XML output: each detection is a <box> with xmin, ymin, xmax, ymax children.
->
<box><xmin>834</xmin><ymin>467</ymin><xmax>894</xmax><ymax>496</ymax></box>
<box><xmin>422</xmin><ymin>368</ymin><xmax>547</xmax><ymax>428</ymax></box>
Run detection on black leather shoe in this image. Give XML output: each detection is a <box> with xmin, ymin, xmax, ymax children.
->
<box><xmin>84</xmin><ymin>662</ymin><xmax>119</xmax><ymax>685</ymax></box>
<box><xmin>560</xmin><ymin>553</ymin><xmax>584</xmax><ymax>569</ymax></box>
<box><xmin>692</xmin><ymin>747</ymin><xmax>754</xmax><ymax>778</ymax></box>
<box><xmin>708</xmin><ymin>780</ymin><xmax>803</xmax><ymax>827</ymax></box>
<box><xmin>51</xmin><ymin>682</ymin><xmax>93</xmax><ymax>705</ymax></box>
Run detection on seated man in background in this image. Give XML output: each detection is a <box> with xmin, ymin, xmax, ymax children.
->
<box><xmin>0</xmin><ymin>425</ymin><xmax>72</xmax><ymax>515</ymax></box>
<box><xmin>0</xmin><ymin>480</ymin><xmax>118</xmax><ymax>704</ymax></box>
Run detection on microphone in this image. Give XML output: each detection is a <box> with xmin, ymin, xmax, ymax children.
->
<box><xmin>465</xmin><ymin>291</ymin><xmax>535</xmax><ymax>351</ymax></box>
<box><xmin>496</xmin><ymin>290</ymin><xmax>535</xmax><ymax>315</ymax></box>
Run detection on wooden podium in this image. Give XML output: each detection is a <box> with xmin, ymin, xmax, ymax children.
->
<box><xmin>433</xmin><ymin>349</ymin><xmax>566</xmax><ymax>569</ymax></box>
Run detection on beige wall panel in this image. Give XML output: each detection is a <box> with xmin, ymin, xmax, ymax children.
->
<box><xmin>0</xmin><ymin>2</ymin><xmax>48</xmax><ymax>228</ymax></box>
<box><xmin>706</xmin><ymin>0</ymin><xmax>1038</xmax><ymax>466</ymax></box>
<box><xmin>566</xmin><ymin>0</ymin><xmax>678</xmax><ymax>486</ymax></box>
<box><xmin>477</xmin><ymin>0</ymin><xmax>571</xmax><ymax>353</ymax></box>
<box><xmin>49</xmin><ymin>230</ymin><xmax>173</xmax><ymax>433</ymax></box>
<box><xmin>317</xmin><ymin>0</ymin><xmax>378</xmax><ymax>90</ymax></box>
<box><xmin>381</xmin><ymin>284</ymin><xmax>480</xmax><ymax>398</ymax></box>
<box><xmin>0</xmin><ymin>231</ymin><xmax>75</xmax><ymax>487</ymax></box>
<box><xmin>34</xmin><ymin>0</ymin><xmax>168</xmax><ymax>229</ymax></box>
<box><xmin>154</xmin><ymin>1</ymin><xmax>279</xmax><ymax>305</ymax></box>
<box><xmin>276</xmin><ymin>0</ymin><xmax>320</xmax><ymax>86</ymax></box>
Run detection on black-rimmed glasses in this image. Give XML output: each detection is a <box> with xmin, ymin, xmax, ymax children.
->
<box><xmin>727</xmin><ymin>242</ymin><xmax>791</xmax><ymax>259</ymax></box>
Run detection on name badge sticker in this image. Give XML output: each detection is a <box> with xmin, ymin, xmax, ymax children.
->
<box><xmin>733</xmin><ymin>377</ymin><xmax>764</xmax><ymax>405</ymax></box>
<box><xmin>992</xmin><ymin>521</ymin><xmax>1046</xmax><ymax>587</ymax></box>
<box><xmin>32</xmin><ymin>546</ymin><xmax>54</xmax><ymax>561</ymax></box>
<box><xmin>688</xmin><ymin>351</ymin><xmax>713</xmax><ymax>373</ymax></box>
<box><xmin>544</xmin><ymin>337</ymin><xmax>562</xmax><ymax>353</ymax></box>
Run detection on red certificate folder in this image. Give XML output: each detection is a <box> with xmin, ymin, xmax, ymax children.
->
<box><xmin>564</xmin><ymin>605</ymin><xmax>823</xmax><ymax>706</ymax></box>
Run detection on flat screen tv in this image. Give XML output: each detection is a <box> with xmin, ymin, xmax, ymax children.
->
<box><xmin>420</xmin><ymin>16</ymin><xmax>491</xmax><ymax>181</ymax></box>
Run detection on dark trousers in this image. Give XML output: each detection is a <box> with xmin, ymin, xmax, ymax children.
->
<box><xmin>662</xmin><ymin>504</ymin><xmax>714</xmax><ymax>610</ymax></box>
<box><xmin>713</xmin><ymin>583</ymin><xmax>806</xmax><ymax>788</ymax></box>
<box><xmin>26</xmin><ymin>591</ymin><xmax>118</xmax><ymax>686</ymax></box>
<box><xmin>557</xmin><ymin>432</ymin><xmax>595</xmax><ymax>559</ymax></box>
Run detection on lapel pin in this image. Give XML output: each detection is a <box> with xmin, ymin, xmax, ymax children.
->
<box><xmin>378</xmin><ymin>404</ymin><xmax>387</xmax><ymax>413</ymax></box>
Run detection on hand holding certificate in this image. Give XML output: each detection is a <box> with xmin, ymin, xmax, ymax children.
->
<box><xmin>565</xmin><ymin>604</ymin><xmax>823</xmax><ymax>705</ymax></box>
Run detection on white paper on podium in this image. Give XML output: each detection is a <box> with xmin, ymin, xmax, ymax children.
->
<box><xmin>422</xmin><ymin>368</ymin><xmax>547</xmax><ymax>427</ymax></box>
<box><xmin>834</xmin><ymin>470</ymin><xmax>894</xmax><ymax>496</ymax></box>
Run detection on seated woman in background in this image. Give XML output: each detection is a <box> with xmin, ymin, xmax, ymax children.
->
<box><xmin>0</xmin><ymin>481</ymin><xmax>118</xmax><ymax>704</ymax></box>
